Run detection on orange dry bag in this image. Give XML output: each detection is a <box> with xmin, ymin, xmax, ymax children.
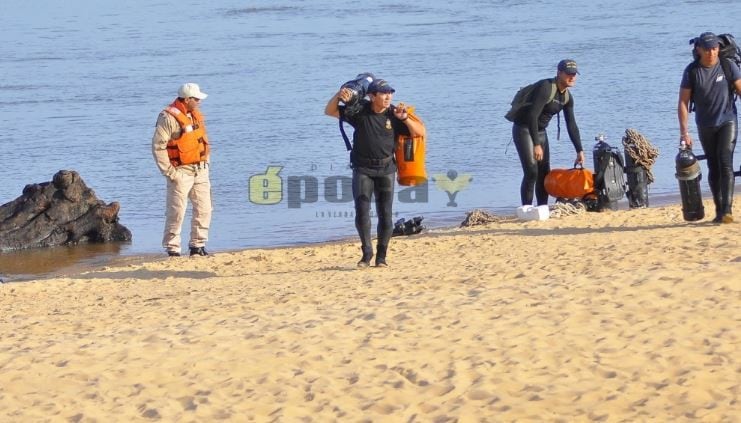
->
<box><xmin>544</xmin><ymin>166</ymin><xmax>595</xmax><ymax>199</ymax></box>
<box><xmin>394</xmin><ymin>104</ymin><xmax>427</xmax><ymax>186</ymax></box>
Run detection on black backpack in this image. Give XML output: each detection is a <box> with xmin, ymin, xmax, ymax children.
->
<box><xmin>391</xmin><ymin>216</ymin><xmax>425</xmax><ymax>237</ymax></box>
<box><xmin>719</xmin><ymin>33</ymin><xmax>741</xmax><ymax>103</ymax></box>
<box><xmin>504</xmin><ymin>78</ymin><xmax>569</xmax><ymax>122</ymax></box>
<box><xmin>592</xmin><ymin>137</ymin><xmax>626</xmax><ymax>211</ymax></box>
<box><xmin>718</xmin><ymin>33</ymin><xmax>741</xmax><ymax>67</ymax></box>
<box><xmin>688</xmin><ymin>33</ymin><xmax>741</xmax><ymax>111</ymax></box>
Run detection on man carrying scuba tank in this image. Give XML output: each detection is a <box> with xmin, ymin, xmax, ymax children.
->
<box><xmin>325</xmin><ymin>78</ymin><xmax>425</xmax><ymax>268</ymax></box>
<box><xmin>678</xmin><ymin>32</ymin><xmax>741</xmax><ymax>223</ymax></box>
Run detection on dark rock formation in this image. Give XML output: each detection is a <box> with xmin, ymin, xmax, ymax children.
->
<box><xmin>0</xmin><ymin>170</ymin><xmax>132</xmax><ymax>251</ymax></box>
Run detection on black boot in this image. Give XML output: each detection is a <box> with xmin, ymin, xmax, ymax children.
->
<box><xmin>712</xmin><ymin>194</ymin><xmax>723</xmax><ymax>223</ymax></box>
<box><xmin>357</xmin><ymin>245</ymin><xmax>373</xmax><ymax>268</ymax></box>
<box><xmin>375</xmin><ymin>244</ymin><xmax>388</xmax><ymax>267</ymax></box>
<box><xmin>189</xmin><ymin>246</ymin><xmax>209</xmax><ymax>256</ymax></box>
<box><xmin>721</xmin><ymin>198</ymin><xmax>734</xmax><ymax>223</ymax></box>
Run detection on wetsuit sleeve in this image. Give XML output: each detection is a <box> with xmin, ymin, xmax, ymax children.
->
<box><xmin>563</xmin><ymin>95</ymin><xmax>583</xmax><ymax>153</ymax></box>
<box><xmin>524</xmin><ymin>80</ymin><xmax>551</xmax><ymax>145</ymax></box>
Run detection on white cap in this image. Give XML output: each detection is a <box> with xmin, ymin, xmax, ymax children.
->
<box><xmin>178</xmin><ymin>83</ymin><xmax>208</xmax><ymax>100</ymax></box>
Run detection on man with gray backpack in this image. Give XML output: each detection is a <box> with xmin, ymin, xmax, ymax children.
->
<box><xmin>678</xmin><ymin>32</ymin><xmax>741</xmax><ymax>223</ymax></box>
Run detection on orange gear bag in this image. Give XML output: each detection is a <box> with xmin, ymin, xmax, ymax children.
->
<box><xmin>544</xmin><ymin>166</ymin><xmax>595</xmax><ymax>199</ymax></box>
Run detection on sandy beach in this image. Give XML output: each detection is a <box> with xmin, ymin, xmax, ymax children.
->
<box><xmin>0</xmin><ymin>200</ymin><xmax>739</xmax><ymax>422</ymax></box>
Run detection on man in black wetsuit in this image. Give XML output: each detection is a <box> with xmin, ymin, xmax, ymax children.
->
<box><xmin>325</xmin><ymin>79</ymin><xmax>425</xmax><ymax>267</ymax></box>
<box><xmin>678</xmin><ymin>32</ymin><xmax>741</xmax><ymax>224</ymax></box>
<box><xmin>511</xmin><ymin>59</ymin><xmax>585</xmax><ymax>206</ymax></box>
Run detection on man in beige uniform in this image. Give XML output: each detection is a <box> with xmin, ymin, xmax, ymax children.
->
<box><xmin>152</xmin><ymin>83</ymin><xmax>212</xmax><ymax>257</ymax></box>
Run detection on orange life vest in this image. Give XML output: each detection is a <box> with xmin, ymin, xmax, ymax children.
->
<box><xmin>164</xmin><ymin>100</ymin><xmax>210</xmax><ymax>167</ymax></box>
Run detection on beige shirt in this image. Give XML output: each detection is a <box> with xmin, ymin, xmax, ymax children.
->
<box><xmin>152</xmin><ymin>111</ymin><xmax>180</xmax><ymax>178</ymax></box>
<box><xmin>152</xmin><ymin>110</ymin><xmax>210</xmax><ymax>179</ymax></box>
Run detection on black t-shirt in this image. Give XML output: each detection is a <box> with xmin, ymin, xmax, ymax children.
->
<box><xmin>681</xmin><ymin>59</ymin><xmax>741</xmax><ymax>127</ymax></box>
<box><xmin>342</xmin><ymin>101</ymin><xmax>410</xmax><ymax>175</ymax></box>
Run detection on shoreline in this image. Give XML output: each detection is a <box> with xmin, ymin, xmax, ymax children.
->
<box><xmin>0</xmin><ymin>188</ymin><xmax>728</xmax><ymax>283</ymax></box>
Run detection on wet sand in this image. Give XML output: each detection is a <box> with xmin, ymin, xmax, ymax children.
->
<box><xmin>0</xmin><ymin>190</ymin><xmax>697</xmax><ymax>282</ymax></box>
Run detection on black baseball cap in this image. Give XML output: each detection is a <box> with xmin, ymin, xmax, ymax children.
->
<box><xmin>557</xmin><ymin>59</ymin><xmax>579</xmax><ymax>75</ymax></box>
<box><xmin>697</xmin><ymin>32</ymin><xmax>720</xmax><ymax>49</ymax></box>
<box><xmin>368</xmin><ymin>79</ymin><xmax>395</xmax><ymax>94</ymax></box>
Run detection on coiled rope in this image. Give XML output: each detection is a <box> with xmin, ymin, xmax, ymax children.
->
<box><xmin>622</xmin><ymin>128</ymin><xmax>659</xmax><ymax>183</ymax></box>
<box><xmin>460</xmin><ymin>203</ymin><xmax>585</xmax><ymax>226</ymax></box>
<box><xmin>549</xmin><ymin>201</ymin><xmax>587</xmax><ymax>218</ymax></box>
<box><xmin>460</xmin><ymin>209</ymin><xmax>513</xmax><ymax>227</ymax></box>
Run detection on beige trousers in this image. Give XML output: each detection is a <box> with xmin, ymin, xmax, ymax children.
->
<box><xmin>162</xmin><ymin>165</ymin><xmax>212</xmax><ymax>252</ymax></box>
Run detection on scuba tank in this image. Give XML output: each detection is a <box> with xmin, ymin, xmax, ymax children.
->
<box><xmin>338</xmin><ymin>73</ymin><xmax>376</xmax><ymax>151</ymax></box>
<box><xmin>340</xmin><ymin>72</ymin><xmax>375</xmax><ymax>107</ymax></box>
<box><xmin>592</xmin><ymin>134</ymin><xmax>626</xmax><ymax>211</ymax></box>
<box><xmin>675</xmin><ymin>141</ymin><xmax>704</xmax><ymax>221</ymax></box>
<box><xmin>624</xmin><ymin>150</ymin><xmax>649</xmax><ymax>208</ymax></box>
